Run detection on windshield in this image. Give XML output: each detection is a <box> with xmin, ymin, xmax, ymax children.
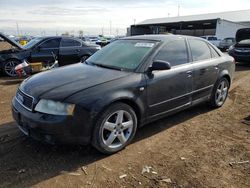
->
<box><xmin>23</xmin><ymin>38</ymin><xmax>43</xmax><ymax>49</ymax></box>
<box><xmin>86</xmin><ymin>40</ymin><xmax>157</xmax><ymax>71</ymax></box>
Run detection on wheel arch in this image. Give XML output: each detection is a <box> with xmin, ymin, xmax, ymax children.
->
<box><xmin>90</xmin><ymin>96</ymin><xmax>145</xmax><ymax>131</ymax></box>
<box><xmin>218</xmin><ymin>69</ymin><xmax>231</xmax><ymax>87</ymax></box>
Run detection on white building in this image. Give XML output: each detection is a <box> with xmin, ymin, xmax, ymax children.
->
<box><xmin>129</xmin><ymin>10</ymin><xmax>250</xmax><ymax>39</ymax></box>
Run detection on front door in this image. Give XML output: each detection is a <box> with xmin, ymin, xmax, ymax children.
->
<box><xmin>146</xmin><ymin>38</ymin><xmax>193</xmax><ymax>118</ymax></box>
<box><xmin>31</xmin><ymin>38</ymin><xmax>60</xmax><ymax>64</ymax></box>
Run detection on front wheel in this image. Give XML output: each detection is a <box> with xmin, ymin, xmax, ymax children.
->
<box><xmin>209</xmin><ymin>78</ymin><xmax>229</xmax><ymax>108</ymax></box>
<box><xmin>92</xmin><ymin>103</ymin><xmax>138</xmax><ymax>154</ymax></box>
<box><xmin>3</xmin><ymin>59</ymin><xmax>20</xmax><ymax>77</ymax></box>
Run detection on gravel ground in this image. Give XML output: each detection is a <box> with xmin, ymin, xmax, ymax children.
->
<box><xmin>0</xmin><ymin>63</ymin><xmax>249</xmax><ymax>188</ymax></box>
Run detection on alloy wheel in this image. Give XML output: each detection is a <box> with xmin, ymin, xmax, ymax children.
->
<box><xmin>101</xmin><ymin>110</ymin><xmax>134</xmax><ymax>149</ymax></box>
<box><xmin>4</xmin><ymin>60</ymin><xmax>19</xmax><ymax>77</ymax></box>
<box><xmin>215</xmin><ymin>80</ymin><xmax>228</xmax><ymax>106</ymax></box>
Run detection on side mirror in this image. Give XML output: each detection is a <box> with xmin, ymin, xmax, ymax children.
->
<box><xmin>149</xmin><ymin>60</ymin><xmax>171</xmax><ymax>72</ymax></box>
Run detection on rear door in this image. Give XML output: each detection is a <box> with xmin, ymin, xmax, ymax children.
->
<box><xmin>188</xmin><ymin>38</ymin><xmax>220</xmax><ymax>102</ymax></box>
<box><xmin>146</xmin><ymin>38</ymin><xmax>193</xmax><ymax>118</ymax></box>
<box><xmin>31</xmin><ymin>38</ymin><xmax>60</xmax><ymax>63</ymax></box>
<box><xmin>59</xmin><ymin>38</ymin><xmax>82</xmax><ymax>66</ymax></box>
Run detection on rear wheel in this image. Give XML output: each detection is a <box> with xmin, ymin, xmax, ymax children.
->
<box><xmin>3</xmin><ymin>59</ymin><xmax>20</xmax><ymax>77</ymax></box>
<box><xmin>209</xmin><ymin>77</ymin><xmax>229</xmax><ymax>108</ymax></box>
<box><xmin>92</xmin><ymin>103</ymin><xmax>137</xmax><ymax>154</ymax></box>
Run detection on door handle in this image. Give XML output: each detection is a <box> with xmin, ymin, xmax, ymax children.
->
<box><xmin>76</xmin><ymin>49</ymin><xmax>80</xmax><ymax>52</ymax></box>
<box><xmin>186</xmin><ymin>71</ymin><xmax>192</xmax><ymax>77</ymax></box>
<box><xmin>214</xmin><ymin>65</ymin><xmax>219</xmax><ymax>70</ymax></box>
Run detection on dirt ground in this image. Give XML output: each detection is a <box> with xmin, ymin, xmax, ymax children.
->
<box><xmin>0</xmin><ymin>63</ymin><xmax>250</xmax><ymax>188</ymax></box>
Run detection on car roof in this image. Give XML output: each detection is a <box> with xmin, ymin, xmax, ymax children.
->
<box><xmin>36</xmin><ymin>36</ymin><xmax>81</xmax><ymax>40</ymax></box>
<box><xmin>123</xmin><ymin>34</ymin><xmax>205</xmax><ymax>42</ymax></box>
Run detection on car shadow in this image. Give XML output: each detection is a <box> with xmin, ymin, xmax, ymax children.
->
<box><xmin>0</xmin><ymin>103</ymin><xmax>212</xmax><ymax>188</ymax></box>
<box><xmin>0</xmin><ymin>77</ymin><xmax>24</xmax><ymax>86</ymax></box>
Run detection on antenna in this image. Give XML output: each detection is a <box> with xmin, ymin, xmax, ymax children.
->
<box><xmin>178</xmin><ymin>4</ymin><xmax>180</xmax><ymax>16</ymax></box>
<box><xmin>16</xmin><ymin>22</ymin><xmax>20</xmax><ymax>36</ymax></box>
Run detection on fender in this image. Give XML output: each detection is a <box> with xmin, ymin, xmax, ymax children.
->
<box><xmin>218</xmin><ymin>69</ymin><xmax>231</xmax><ymax>86</ymax></box>
<box><xmin>89</xmin><ymin>89</ymin><xmax>146</xmax><ymax>123</ymax></box>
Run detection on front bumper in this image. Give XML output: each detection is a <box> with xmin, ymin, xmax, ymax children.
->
<box><xmin>12</xmin><ymin>97</ymin><xmax>92</xmax><ymax>145</ymax></box>
<box><xmin>228</xmin><ymin>51</ymin><xmax>250</xmax><ymax>62</ymax></box>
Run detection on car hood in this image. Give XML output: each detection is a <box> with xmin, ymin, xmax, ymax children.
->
<box><xmin>236</xmin><ymin>28</ymin><xmax>250</xmax><ymax>43</ymax></box>
<box><xmin>0</xmin><ymin>32</ymin><xmax>24</xmax><ymax>50</ymax></box>
<box><xmin>20</xmin><ymin>63</ymin><xmax>131</xmax><ymax>101</ymax></box>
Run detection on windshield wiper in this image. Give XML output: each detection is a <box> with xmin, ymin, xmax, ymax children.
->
<box><xmin>92</xmin><ymin>63</ymin><xmax>123</xmax><ymax>71</ymax></box>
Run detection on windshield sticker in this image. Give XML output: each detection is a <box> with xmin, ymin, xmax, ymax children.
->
<box><xmin>135</xmin><ymin>43</ymin><xmax>155</xmax><ymax>48</ymax></box>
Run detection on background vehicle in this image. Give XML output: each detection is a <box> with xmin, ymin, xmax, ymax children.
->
<box><xmin>201</xmin><ymin>35</ymin><xmax>221</xmax><ymax>47</ymax></box>
<box><xmin>0</xmin><ymin>33</ymin><xmax>100</xmax><ymax>77</ymax></box>
<box><xmin>12</xmin><ymin>35</ymin><xmax>235</xmax><ymax>154</ymax></box>
<box><xmin>228</xmin><ymin>28</ymin><xmax>250</xmax><ymax>62</ymax></box>
<box><xmin>218</xmin><ymin>37</ymin><xmax>236</xmax><ymax>51</ymax></box>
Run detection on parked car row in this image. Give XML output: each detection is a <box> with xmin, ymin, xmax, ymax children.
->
<box><xmin>228</xmin><ymin>28</ymin><xmax>250</xmax><ymax>62</ymax></box>
<box><xmin>0</xmin><ymin>33</ymin><xmax>101</xmax><ymax>77</ymax></box>
<box><xmin>12</xmin><ymin>34</ymin><xmax>235</xmax><ymax>154</ymax></box>
<box><xmin>200</xmin><ymin>35</ymin><xmax>236</xmax><ymax>52</ymax></box>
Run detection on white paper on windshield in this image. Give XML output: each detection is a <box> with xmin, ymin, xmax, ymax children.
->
<box><xmin>135</xmin><ymin>43</ymin><xmax>154</xmax><ymax>48</ymax></box>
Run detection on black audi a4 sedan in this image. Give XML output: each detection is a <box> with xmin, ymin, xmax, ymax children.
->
<box><xmin>0</xmin><ymin>33</ymin><xmax>100</xmax><ymax>77</ymax></box>
<box><xmin>12</xmin><ymin>35</ymin><xmax>235</xmax><ymax>154</ymax></box>
<box><xmin>228</xmin><ymin>28</ymin><xmax>250</xmax><ymax>62</ymax></box>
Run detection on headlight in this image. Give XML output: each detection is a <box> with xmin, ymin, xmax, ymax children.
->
<box><xmin>35</xmin><ymin>99</ymin><xmax>75</xmax><ymax>115</ymax></box>
<box><xmin>228</xmin><ymin>45</ymin><xmax>234</xmax><ymax>51</ymax></box>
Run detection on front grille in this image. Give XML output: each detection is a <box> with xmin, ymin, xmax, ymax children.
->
<box><xmin>234</xmin><ymin>48</ymin><xmax>250</xmax><ymax>55</ymax></box>
<box><xmin>16</xmin><ymin>89</ymin><xmax>34</xmax><ymax>111</ymax></box>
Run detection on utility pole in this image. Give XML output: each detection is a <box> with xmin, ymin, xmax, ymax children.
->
<box><xmin>178</xmin><ymin>4</ymin><xmax>180</xmax><ymax>17</ymax></box>
<box><xmin>109</xmin><ymin>21</ymin><xmax>112</xmax><ymax>35</ymax></box>
<box><xmin>134</xmin><ymin>19</ymin><xmax>136</xmax><ymax>25</ymax></box>
<box><xmin>16</xmin><ymin>22</ymin><xmax>20</xmax><ymax>36</ymax></box>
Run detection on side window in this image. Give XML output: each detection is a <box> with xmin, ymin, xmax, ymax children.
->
<box><xmin>209</xmin><ymin>45</ymin><xmax>220</xmax><ymax>58</ymax></box>
<box><xmin>208</xmin><ymin>37</ymin><xmax>217</xmax><ymax>41</ymax></box>
<box><xmin>61</xmin><ymin>38</ymin><xmax>81</xmax><ymax>47</ymax></box>
<box><xmin>154</xmin><ymin>39</ymin><xmax>188</xmax><ymax>67</ymax></box>
<box><xmin>189</xmin><ymin>39</ymin><xmax>211</xmax><ymax>61</ymax></box>
<box><xmin>39</xmin><ymin>39</ymin><xmax>60</xmax><ymax>48</ymax></box>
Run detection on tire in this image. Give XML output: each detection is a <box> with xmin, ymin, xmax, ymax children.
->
<box><xmin>3</xmin><ymin>59</ymin><xmax>20</xmax><ymax>77</ymax></box>
<box><xmin>92</xmin><ymin>103</ymin><xmax>138</xmax><ymax>154</ymax></box>
<box><xmin>81</xmin><ymin>55</ymin><xmax>90</xmax><ymax>62</ymax></box>
<box><xmin>209</xmin><ymin>77</ymin><xmax>229</xmax><ymax>108</ymax></box>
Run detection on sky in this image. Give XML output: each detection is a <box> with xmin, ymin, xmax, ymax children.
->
<box><xmin>0</xmin><ymin>0</ymin><xmax>250</xmax><ymax>36</ymax></box>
